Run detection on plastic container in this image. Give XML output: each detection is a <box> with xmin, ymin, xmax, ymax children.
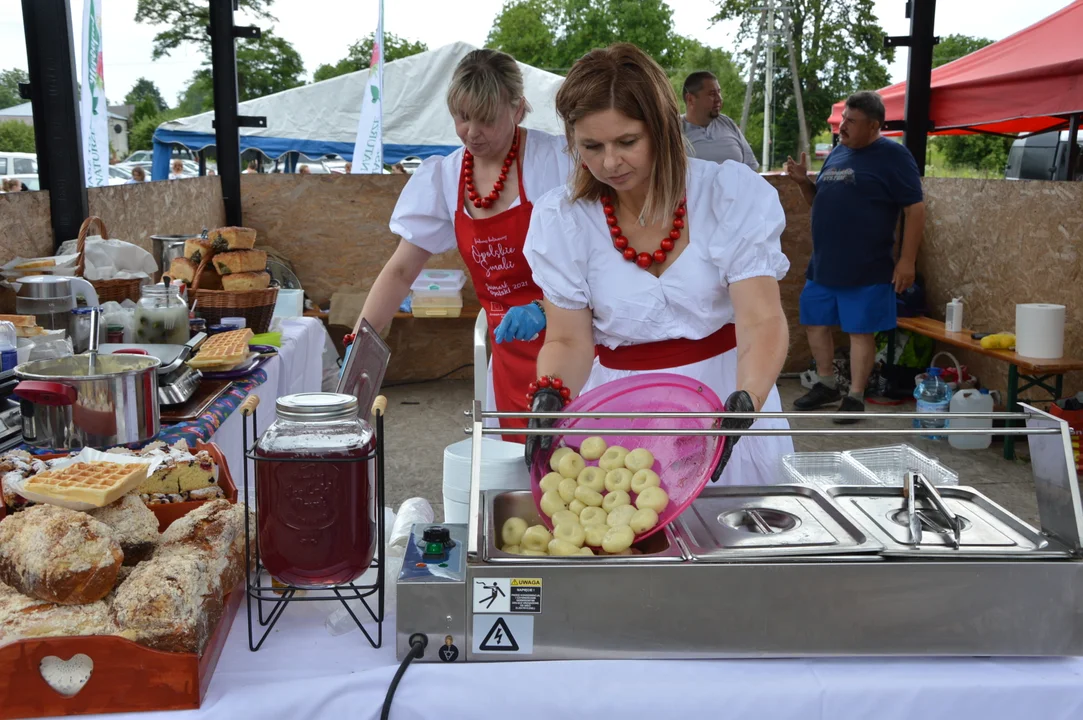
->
<box><xmin>443</xmin><ymin>437</ymin><xmax>530</xmax><ymax>523</ymax></box>
<box><xmin>914</xmin><ymin>367</ymin><xmax>952</xmax><ymax>440</ymax></box>
<box><xmin>948</xmin><ymin>389</ymin><xmax>994</xmax><ymax>450</ymax></box>
<box><xmin>220</xmin><ymin>316</ymin><xmax>246</xmax><ymax>329</ymax></box>
<box><xmin>846</xmin><ymin>444</ymin><xmax>959</xmax><ymax>486</ymax></box>
<box><xmin>411</xmin><ymin>269</ymin><xmax>466</xmax><ymax>318</ymax></box>
<box><xmin>945</xmin><ymin>297</ymin><xmax>964</xmax><ymax>332</ymax></box>
<box><xmin>0</xmin><ymin>321</ymin><xmax>16</xmax><ymax>372</ymax></box>
<box><xmin>780</xmin><ymin>451</ymin><xmax>881</xmax><ymax>487</ymax></box>
<box><xmin>134</xmin><ymin>283</ymin><xmax>189</xmax><ymax>344</ymax></box>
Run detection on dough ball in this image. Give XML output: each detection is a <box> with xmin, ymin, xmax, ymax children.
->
<box><xmin>606</xmin><ymin>505</ymin><xmax>637</xmax><ymax>528</ymax></box>
<box><xmin>584</xmin><ymin>524</ymin><xmax>608</xmax><ymax>547</ymax></box>
<box><xmin>549</xmin><ymin>447</ymin><xmax>573</xmax><ymax>472</ymax></box>
<box><xmin>521</xmin><ymin>548</ymin><xmax>548</xmax><ymax>556</ymax></box>
<box><xmin>602</xmin><ymin>525</ymin><xmax>635</xmax><ymax>554</ymax></box>
<box><xmin>521</xmin><ymin>525</ymin><xmax>552</xmax><ymax>552</ymax></box>
<box><xmin>553</xmin><ymin>521</ymin><xmax>585</xmax><ymax>548</ymax></box>
<box><xmin>568</xmin><ymin>499</ymin><xmax>587</xmax><ymax>515</ymax></box>
<box><xmin>501</xmin><ymin>544</ymin><xmax>520</xmax><ymax>554</ymax></box>
<box><xmin>579</xmin><ymin>436</ymin><xmax>608</xmax><ymax>461</ymax></box>
<box><xmin>636</xmin><ymin>486</ymin><xmax>670</xmax><ymax>513</ymax></box>
<box><xmin>540</xmin><ymin>490</ymin><xmax>566</xmax><ymax>517</ymax></box>
<box><xmin>557</xmin><ymin>477</ymin><xmax>578</xmax><ymax>504</ymax></box>
<box><xmin>548</xmin><ymin>538</ymin><xmax>582</xmax><ymax>556</ymax></box>
<box><xmin>557</xmin><ymin>451</ymin><xmax>586</xmax><ymax>480</ymax></box>
<box><xmin>539</xmin><ymin>472</ymin><xmax>564</xmax><ymax>494</ymax></box>
<box><xmin>576</xmin><ymin>466</ymin><xmax>606</xmax><ymax>493</ymax></box>
<box><xmin>501</xmin><ymin>517</ymin><xmax>528</xmax><ymax>546</ymax></box>
<box><xmin>551</xmin><ymin>510</ymin><xmax>579</xmax><ymax>528</ymax></box>
<box><xmin>599</xmin><ymin>446</ymin><xmax>630</xmax><ymax>472</ymax></box>
<box><xmin>573</xmin><ymin>485</ymin><xmax>603</xmax><ymax>507</ymax></box>
<box><xmin>624</xmin><ymin>448</ymin><xmax>656</xmax><ymax>473</ymax></box>
<box><xmin>579</xmin><ymin>506</ymin><xmax>608</xmax><ymax>527</ymax></box>
<box><xmin>602</xmin><ymin>490</ymin><xmax>631</xmax><ymax>513</ymax></box>
<box><xmin>604</xmin><ymin>468</ymin><xmax>633</xmax><ymax>493</ymax></box>
<box><xmin>631</xmin><ymin>469</ymin><xmax>661</xmax><ymax>495</ymax></box>
<box><xmin>629</xmin><ymin>508</ymin><xmax>660</xmax><ymax>534</ymax></box>
<box><xmin>579</xmin><ymin>546</ymin><xmax>595</xmax><ymax>556</ymax></box>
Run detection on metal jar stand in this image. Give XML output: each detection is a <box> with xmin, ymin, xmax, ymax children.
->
<box><xmin>237</xmin><ymin>395</ymin><xmax>387</xmax><ymax>652</ymax></box>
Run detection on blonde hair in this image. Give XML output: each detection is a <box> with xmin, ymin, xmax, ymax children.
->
<box><xmin>556</xmin><ymin>43</ymin><xmax>687</xmax><ymax>225</ymax></box>
<box><xmin>446</xmin><ymin>49</ymin><xmax>532</xmax><ymax>125</ymax></box>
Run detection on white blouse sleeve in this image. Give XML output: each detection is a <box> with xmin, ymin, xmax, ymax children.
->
<box><xmin>524</xmin><ymin>190</ymin><xmax>591</xmax><ymax>311</ymax></box>
<box><xmin>523</xmin><ymin>129</ymin><xmax>573</xmax><ymax>199</ymax></box>
<box><xmin>388</xmin><ymin>153</ymin><xmax>457</xmax><ymax>255</ymax></box>
<box><xmin>707</xmin><ymin>161</ymin><xmax>790</xmax><ymax>284</ymax></box>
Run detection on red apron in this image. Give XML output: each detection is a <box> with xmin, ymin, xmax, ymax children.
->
<box><xmin>455</xmin><ymin>139</ymin><xmax>543</xmax><ymax>443</ymax></box>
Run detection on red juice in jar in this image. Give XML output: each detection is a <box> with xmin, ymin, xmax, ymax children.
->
<box><xmin>254</xmin><ymin>392</ymin><xmax>376</xmax><ymax>588</ymax></box>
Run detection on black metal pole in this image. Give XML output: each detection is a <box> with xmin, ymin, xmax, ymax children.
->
<box><xmin>901</xmin><ymin>0</ymin><xmax>937</xmax><ymax>173</ymax></box>
<box><xmin>208</xmin><ymin>0</ymin><xmax>242</xmax><ymax>225</ymax></box>
<box><xmin>198</xmin><ymin>149</ymin><xmax>207</xmax><ymax>177</ymax></box>
<box><xmin>1060</xmin><ymin>113</ymin><xmax>1080</xmax><ymax>181</ymax></box>
<box><xmin>21</xmin><ymin>0</ymin><xmax>88</xmax><ymax>250</ymax></box>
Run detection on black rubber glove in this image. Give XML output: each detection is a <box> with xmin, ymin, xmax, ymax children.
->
<box><xmin>711</xmin><ymin>390</ymin><xmax>756</xmax><ymax>482</ymax></box>
<box><xmin>524</xmin><ymin>388</ymin><xmax>564</xmax><ymax>468</ymax></box>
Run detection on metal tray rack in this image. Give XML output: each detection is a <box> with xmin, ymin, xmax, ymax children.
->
<box><xmin>845</xmin><ymin>444</ymin><xmax>960</xmax><ymax>486</ymax></box>
<box><xmin>780</xmin><ymin>450</ymin><xmax>881</xmax><ymax>487</ymax></box>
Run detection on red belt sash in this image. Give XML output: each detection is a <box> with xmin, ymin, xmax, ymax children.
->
<box><xmin>596</xmin><ymin>323</ymin><xmax>736</xmax><ymax>371</ymax></box>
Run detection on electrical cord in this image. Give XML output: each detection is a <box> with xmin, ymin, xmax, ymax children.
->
<box><xmin>380</xmin><ymin>634</ymin><xmax>428</xmax><ymax>720</ymax></box>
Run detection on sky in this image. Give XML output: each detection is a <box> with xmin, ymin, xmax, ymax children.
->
<box><xmin>0</xmin><ymin>0</ymin><xmax>1075</xmax><ymax>108</ymax></box>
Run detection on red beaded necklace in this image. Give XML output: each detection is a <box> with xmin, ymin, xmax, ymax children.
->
<box><xmin>602</xmin><ymin>195</ymin><xmax>687</xmax><ymax>269</ymax></box>
<box><xmin>462</xmin><ymin>129</ymin><xmax>520</xmax><ymax>209</ymax></box>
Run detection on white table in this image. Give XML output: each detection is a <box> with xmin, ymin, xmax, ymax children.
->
<box><xmin>87</xmin><ymin>600</ymin><xmax>1083</xmax><ymax>720</ymax></box>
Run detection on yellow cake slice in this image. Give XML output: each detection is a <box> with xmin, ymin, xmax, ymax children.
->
<box><xmin>135</xmin><ymin>443</ymin><xmax>219</xmax><ymax>495</ymax></box>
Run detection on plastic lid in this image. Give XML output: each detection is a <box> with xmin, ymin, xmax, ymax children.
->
<box><xmin>0</xmin><ymin>321</ymin><xmax>15</xmax><ymax>349</ymax></box>
<box><xmin>276</xmin><ymin>392</ymin><xmax>358</xmax><ymax>422</ymax></box>
<box><xmin>220</xmin><ymin>317</ymin><xmax>246</xmax><ymax>327</ymax></box>
<box><xmin>927</xmin><ymin>367</ymin><xmax>942</xmax><ymax>376</ymax></box>
<box><xmin>980</xmin><ymin>388</ymin><xmax>990</xmax><ymax>394</ymax></box>
<box><xmin>410</xmin><ymin>269</ymin><xmax>466</xmax><ymax>293</ymax></box>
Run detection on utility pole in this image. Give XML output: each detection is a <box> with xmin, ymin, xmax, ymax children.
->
<box><xmin>761</xmin><ymin>0</ymin><xmax>775</xmax><ymax>170</ymax></box>
<box><xmin>740</xmin><ymin>10</ymin><xmax>767</xmax><ymax>134</ymax></box>
<box><xmin>781</xmin><ymin>4</ymin><xmax>809</xmax><ymax>160</ymax></box>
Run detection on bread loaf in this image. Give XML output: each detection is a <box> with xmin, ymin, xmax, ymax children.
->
<box><xmin>209</xmin><ymin>226</ymin><xmax>256</xmax><ymax>251</ymax></box>
<box><xmin>213</xmin><ymin>249</ymin><xmax>266</xmax><ymax>275</ymax></box>
<box><xmin>88</xmin><ymin>494</ymin><xmax>160</xmax><ymax>565</ymax></box>
<box><xmin>0</xmin><ymin>581</ymin><xmax>118</xmax><ymax>647</ymax></box>
<box><xmin>169</xmin><ymin>257</ymin><xmax>222</xmax><ymax>290</ymax></box>
<box><xmin>183</xmin><ymin>237</ymin><xmax>214</xmax><ymax>263</ymax></box>
<box><xmin>220</xmin><ymin>271</ymin><xmax>270</xmax><ymax>291</ymax></box>
<box><xmin>0</xmin><ymin>314</ymin><xmax>38</xmax><ymax>328</ymax></box>
<box><xmin>0</xmin><ymin>505</ymin><xmax>123</xmax><ymax>605</ymax></box>
<box><xmin>160</xmin><ymin>499</ymin><xmax>247</xmax><ymax>593</ymax></box>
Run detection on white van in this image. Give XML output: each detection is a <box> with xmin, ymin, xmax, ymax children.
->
<box><xmin>0</xmin><ymin>152</ymin><xmax>37</xmax><ymax>178</ymax></box>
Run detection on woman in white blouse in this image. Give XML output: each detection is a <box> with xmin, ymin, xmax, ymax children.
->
<box><xmin>352</xmin><ymin>49</ymin><xmax>572</xmax><ymax>441</ymax></box>
<box><xmin>523</xmin><ymin>44</ymin><xmax>792</xmax><ymax>485</ymax></box>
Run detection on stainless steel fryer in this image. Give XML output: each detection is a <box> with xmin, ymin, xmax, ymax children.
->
<box><xmin>396</xmin><ymin>403</ymin><xmax>1083</xmax><ymax>661</ymax></box>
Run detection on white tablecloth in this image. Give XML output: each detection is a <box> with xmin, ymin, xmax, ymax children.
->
<box><xmin>85</xmin><ymin>600</ymin><xmax>1083</xmax><ymax>720</ymax></box>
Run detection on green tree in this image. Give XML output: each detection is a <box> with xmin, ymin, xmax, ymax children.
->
<box><xmin>0</xmin><ymin>120</ymin><xmax>35</xmax><ymax>153</ymax></box>
<box><xmin>129</xmin><ymin>108</ymin><xmax>187</xmax><ymax>151</ymax></box>
<box><xmin>928</xmin><ymin>34</ymin><xmax>1012</xmax><ymax>173</ymax></box>
<box><xmin>124</xmin><ymin>77</ymin><xmax>168</xmax><ymax>112</ymax></box>
<box><xmin>486</xmin><ymin>0</ymin><xmax>687</xmax><ymax>73</ymax></box>
<box><xmin>134</xmin><ymin>0</ymin><xmax>276</xmax><ymax>59</ymax></box>
<box><xmin>313</xmin><ymin>33</ymin><xmax>429</xmax><ymax>83</ymax></box>
<box><xmin>131</xmin><ymin>96</ymin><xmax>161</xmax><ymax>126</ymax></box>
<box><xmin>0</xmin><ymin>68</ymin><xmax>30</xmax><ymax>110</ymax></box>
<box><xmin>712</xmin><ymin>0</ymin><xmax>894</xmax><ymax>166</ymax></box>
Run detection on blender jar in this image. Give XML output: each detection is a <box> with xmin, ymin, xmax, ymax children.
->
<box><xmin>254</xmin><ymin>392</ymin><xmax>377</xmax><ymax>588</ymax></box>
<box><xmin>133</xmin><ymin>283</ymin><xmax>190</xmax><ymax>344</ymax></box>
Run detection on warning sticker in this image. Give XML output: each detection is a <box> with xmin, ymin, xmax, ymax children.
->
<box><xmin>510</xmin><ymin>578</ymin><xmax>542</xmax><ymax>613</ymax></box>
<box><xmin>473</xmin><ymin>615</ymin><xmax>534</xmax><ymax>654</ymax></box>
<box><xmin>473</xmin><ymin>579</ymin><xmax>510</xmax><ymax>613</ymax></box>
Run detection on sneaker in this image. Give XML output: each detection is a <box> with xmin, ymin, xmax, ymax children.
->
<box><xmin>834</xmin><ymin>395</ymin><xmax>865</xmax><ymax>424</ymax></box>
<box><xmin>793</xmin><ymin>382</ymin><xmax>842</xmax><ymax>410</ymax></box>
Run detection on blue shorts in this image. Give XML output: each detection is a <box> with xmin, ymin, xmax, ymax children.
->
<box><xmin>799</xmin><ymin>280</ymin><xmax>897</xmax><ymax>335</ymax></box>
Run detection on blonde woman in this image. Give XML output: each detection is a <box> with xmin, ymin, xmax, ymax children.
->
<box><xmin>523</xmin><ymin>44</ymin><xmax>792</xmax><ymax>484</ymax></box>
<box><xmin>352</xmin><ymin>49</ymin><xmax>572</xmax><ymax>442</ymax></box>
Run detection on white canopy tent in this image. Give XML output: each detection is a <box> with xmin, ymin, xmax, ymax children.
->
<box><xmin>151</xmin><ymin>42</ymin><xmax>566</xmax><ymax>179</ymax></box>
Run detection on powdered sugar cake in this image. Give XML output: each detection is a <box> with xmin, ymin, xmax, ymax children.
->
<box><xmin>22</xmin><ymin>461</ymin><xmax>149</xmax><ymax>507</ymax></box>
<box><xmin>186</xmin><ymin>328</ymin><xmax>254</xmax><ymax>370</ymax></box>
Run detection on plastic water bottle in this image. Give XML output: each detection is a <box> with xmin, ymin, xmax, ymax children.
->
<box><xmin>0</xmin><ymin>321</ymin><xmax>17</xmax><ymax>373</ymax></box>
<box><xmin>914</xmin><ymin>367</ymin><xmax>952</xmax><ymax>440</ymax></box>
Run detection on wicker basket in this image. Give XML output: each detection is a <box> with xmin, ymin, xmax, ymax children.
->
<box><xmin>76</xmin><ymin>216</ymin><xmax>144</xmax><ymax>304</ymax></box>
<box><xmin>189</xmin><ymin>254</ymin><xmax>278</xmax><ymax>333</ymax></box>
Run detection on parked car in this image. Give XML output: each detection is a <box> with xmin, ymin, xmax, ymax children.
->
<box><xmin>121</xmin><ymin>150</ymin><xmax>153</xmax><ymax>165</ymax></box>
<box><xmin>1005</xmin><ymin>129</ymin><xmax>1083</xmax><ymax>180</ymax></box>
<box><xmin>814</xmin><ymin>143</ymin><xmax>832</xmax><ymax>159</ymax></box>
<box><xmin>400</xmin><ymin>156</ymin><xmax>423</xmax><ymax>174</ymax></box>
<box><xmin>0</xmin><ymin>152</ymin><xmax>37</xmax><ymax>178</ymax></box>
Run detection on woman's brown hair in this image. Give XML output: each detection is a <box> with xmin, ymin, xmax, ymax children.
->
<box><xmin>447</xmin><ymin>49</ymin><xmax>532</xmax><ymax>125</ymax></box>
<box><xmin>555</xmin><ymin>43</ymin><xmax>687</xmax><ymax>225</ymax></box>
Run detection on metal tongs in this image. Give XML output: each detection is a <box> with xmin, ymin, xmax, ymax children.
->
<box><xmin>903</xmin><ymin>471</ymin><xmax>962</xmax><ymax>549</ymax></box>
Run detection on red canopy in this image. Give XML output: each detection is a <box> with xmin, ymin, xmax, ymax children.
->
<box><xmin>828</xmin><ymin>0</ymin><xmax>1083</xmax><ymax>135</ymax></box>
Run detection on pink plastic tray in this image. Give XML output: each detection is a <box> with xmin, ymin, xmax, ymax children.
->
<box><xmin>530</xmin><ymin>373</ymin><xmax>724</xmax><ymax>543</ymax></box>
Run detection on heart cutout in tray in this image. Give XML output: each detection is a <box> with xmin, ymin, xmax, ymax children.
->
<box><xmin>40</xmin><ymin>653</ymin><xmax>94</xmax><ymax>696</ymax></box>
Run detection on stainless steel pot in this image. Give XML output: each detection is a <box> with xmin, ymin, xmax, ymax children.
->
<box><xmin>151</xmin><ymin>234</ymin><xmax>199</xmax><ymax>283</ymax></box>
<box><xmin>13</xmin><ymin>353</ymin><xmax>161</xmax><ymax>449</ymax></box>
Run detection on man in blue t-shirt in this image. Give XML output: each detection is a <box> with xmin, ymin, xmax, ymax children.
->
<box><xmin>783</xmin><ymin>91</ymin><xmax>925</xmax><ymax>422</ymax></box>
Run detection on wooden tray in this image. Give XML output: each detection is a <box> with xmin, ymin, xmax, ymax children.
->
<box><xmin>160</xmin><ymin>379</ymin><xmax>231</xmax><ymax>423</ymax></box>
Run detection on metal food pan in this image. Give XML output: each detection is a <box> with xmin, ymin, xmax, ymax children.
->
<box><xmin>845</xmin><ymin>444</ymin><xmax>959</xmax><ymax>486</ymax></box>
<box><xmin>780</xmin><ymin>451</ymin><xmax>882</xmax><ymax>488</ymax></box>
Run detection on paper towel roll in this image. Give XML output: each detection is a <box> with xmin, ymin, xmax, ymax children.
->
<box><xmin>1015</xmin><ymin>303</ymin><xmax>1066</xmax><ymax>359</ymax></box>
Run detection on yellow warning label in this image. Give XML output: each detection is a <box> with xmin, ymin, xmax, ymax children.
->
<box><xmin>512</xmin><ymin>578</ymin><xmax>541</xmax><ymax>587</ymax></box>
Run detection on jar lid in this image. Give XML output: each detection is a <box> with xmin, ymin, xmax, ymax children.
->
<box><xmin>275</xmin><ymin>392</ymin><xmax>358</xmax><ymax>422</ymax></box>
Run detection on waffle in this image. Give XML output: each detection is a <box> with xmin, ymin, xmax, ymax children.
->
<box><xmin>187</xmin><ymin>328</ymin><xmax>254</xmax><ymax>369</ymax></box>
<box><xmin>22</xmin><ymin>461</ymin><xmax>150</xmax><ymax>507</ymax></box>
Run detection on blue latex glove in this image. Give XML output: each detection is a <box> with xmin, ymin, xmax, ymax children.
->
<box><xmin>338</xmin><ymin>342</ymin><xmax>352</xmax><ymax>378</ymax></box>
<box><xmin>493</xmin><ymin>303</ymin><xmax>546</xmax><ymax>344</ymax></box>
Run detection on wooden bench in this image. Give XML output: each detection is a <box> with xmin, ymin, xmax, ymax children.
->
<box><xmin>890</xmin><ymin>316</ymin><xmax>1083</xmax><ymax>460</ymax></box>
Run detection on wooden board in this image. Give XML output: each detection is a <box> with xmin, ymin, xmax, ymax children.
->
<box><xmin>160</xmin><ymin>379</ymin><xmax>231</xmax><ymax>423</ymax></box>
<box><xmin>897</xmin><ymin>316</ymin><xmax>1083</xmax><ymax>375</ymax></box>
